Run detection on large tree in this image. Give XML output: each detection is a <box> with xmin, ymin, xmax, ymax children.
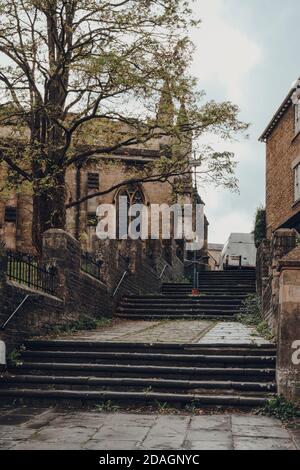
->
<box><xmin>0</xmin><ymin>0</ymin><xmax>248</xmax><ymax>252</ymax></box>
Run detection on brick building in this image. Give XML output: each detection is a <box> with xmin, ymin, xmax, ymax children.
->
<box><xmin>260</xmin><ymin>78</ymin><xmax>300</xmax><ymax>238</ymax></box>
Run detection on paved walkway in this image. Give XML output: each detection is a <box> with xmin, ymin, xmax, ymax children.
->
<box><xmin>198</xmin><ymin>322</ymin><xmax>270</xmax><ymax>345</ymax></box>
<box><xmin>51</xmin><ymin>319</ymin><xmax>271</xmax><ymax>345</ymax></box>
<box><xmin>0</xmin><ymin>407</ymin><xmax>298</xmax><ymax>450</ymax></box>
<box><xmin>53</xmin><ymin>319</ymin><xmax>214</xmax><ymax>343</ymax></box>
<box><xmin>1</xmin><ymin>320</ymin><xmax>284</xmax><ymax>451</ymax></box>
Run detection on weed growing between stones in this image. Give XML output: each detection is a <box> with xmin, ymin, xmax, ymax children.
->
<box><xmin>47</xmin><ymin>316</ymin><xmax>114</xmax><ymax>337</ymax></box>
<box><xmin>7</xmin><ymin>347</ymin><xmax>24</xmax><ymax>367</ymax></box>
<box><xmin>95</xmin><ymin>401</ymin><xmax>120</xmax><ymax>413</ymax></box>
<box><xmin>236</xmin><ymin>294</ymin><xmax>274</xmax><ymax>341</ymax></box>
<box><xmin>257</xmin><ymin>395</ymin><xmax>300</xmax><ymax>422</ymax></box>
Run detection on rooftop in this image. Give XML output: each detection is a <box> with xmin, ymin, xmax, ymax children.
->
<box><xmin>259</xmin><ymin>78</ymin><xmax>300</xmax><ymax>142</ymax></box>
<box><xmin>208</xmin><ymin>243</ymin><xmax>223</xmax><ymax>251</ymax></box>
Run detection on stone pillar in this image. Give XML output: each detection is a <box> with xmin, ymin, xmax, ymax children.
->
<box><xmin>277</xmin><ymin>247</ymin><xmax>300</xmax><ymax>405</ymax></box>
<box><xmin>0</xmin><ymin>242</ymin><xmax>8</xmax><ymax>358</ymax></box>
<box><xmin>0</xmin><ymin>240</ymin><xmax>7</xmax><ymax>289</ymax></box>
<box><xmin>256</xmin><ymin>239</ymin><xmax>271</xmax><ymax>296</ymax></box>
<box><xmin>42</xmin><ymin>229</ymin><xmax>80</xmax><ymax>303</ymax></box>
<box><xmin>271</xmin><ymin>229</ymin><xmax>297</xmax><ymax>333</ymax></box>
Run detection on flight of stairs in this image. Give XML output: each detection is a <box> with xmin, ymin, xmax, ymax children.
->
<box><xmin>116</xmin><ymin>270</ymin><xmax>256</xmax><ymax>320</ymax></box>
<box><xmin>0</xmin><ymin>340</ymin><xmax>276</xmax><ymax>408</ymax></box>
<box><xmin>0</xmin><ymin>269</ymin><xmax>274</xmax><ymax>409</ymax></box>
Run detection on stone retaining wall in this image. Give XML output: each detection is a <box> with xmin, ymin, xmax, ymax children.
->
<box><xmin>0</xmin><ymin>230</ymin><xmax>184</xmax><ymax>352</ymax></box>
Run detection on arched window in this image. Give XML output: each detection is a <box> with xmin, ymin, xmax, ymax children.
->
<box><xmin>116</xmin><ymin>184</ymin><xmax>145</xmax><ymax>238</ymax></box>
<box><xmin>117</xmin><ymin>184</ymin><xmax>145</xmax><ymax>206</ymax></box>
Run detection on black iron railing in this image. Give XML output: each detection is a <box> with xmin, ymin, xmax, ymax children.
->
<box><xmin>81</xmin><ymin>252</ymin><xmax>102</xmax><ymax>280</ymax></box>
<box><xmin>6</xmin><ymin>251</ymin><xmax>57</xmax><ymax>295</ymax></box>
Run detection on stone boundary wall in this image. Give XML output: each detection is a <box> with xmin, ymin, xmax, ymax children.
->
<box><xmin>0</xmin><ymin>230</ymin><xmax>184</xmax><ymax>351</ymax></box>
<box><xmin>256</xmin><ymin>229</ymin><xmax>297</xmax><ymax>335</ymax></box>
<box><xmin>257</xmin><ymin>229</ymin><xmax>300</xmax><ymax>404</ymax></box>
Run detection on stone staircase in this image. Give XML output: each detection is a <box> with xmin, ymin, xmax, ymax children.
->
<box><xmin>116</xmin><ymin>270</ymin><xmax>256</xmax><ymax>320</ymax></box>
<box><xmin>0</xmin><ymin>340</ymin><xmax>276</xmax><ymax>408</ymax></box>
<box><xmin>0</xmin><ymin>269</ymin><xmax>275</xmax><ymax>409</ymax></box>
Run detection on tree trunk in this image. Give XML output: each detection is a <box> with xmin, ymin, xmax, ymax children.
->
<box><xmin>32</xmin><ymin>170</ymin><xmax>66</xmax><ymax>255</ymax></box>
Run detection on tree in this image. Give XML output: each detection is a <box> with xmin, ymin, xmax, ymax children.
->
<box><xmin>253</xmin><ymin>206</ymin><xmax>266</xmax><ymax>248</ymax></box>
<box><xmin>0</xmin><ymin>0</ymin><xmax>248</xmax><ymax>252</ymax></box>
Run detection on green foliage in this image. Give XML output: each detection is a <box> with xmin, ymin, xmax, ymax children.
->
<box><xmin>7</xmin><ymin>348</ymin><xmax>22</xmax><ymax>367</ymax></box>
<box><xmin>253</xmin><ymin>207</ymin><xmax>267</xmax><ymax>248</ymax></box>
<box><xmin>172</xmin><ymin>276</ymin><xmax>191</xmax><ymax>284</ymax></box>
<box><xmin>49</xmin><ymin>316</ymin><xmax>113</xmax><ymax>336</ymax></box>
<box><xmin>237</xmin><ymin>294</ymin><xmax>274</xmax><ymax>341</ymax></box>
<box><xmin>95</xmin><ymin>401</ymin><xmax>120</xmax><ymax>413</ymax></box>
<box><xmin>257</xmin><ymin>395</ymin><xmax>300</xmax><ymax>422</ymax></box>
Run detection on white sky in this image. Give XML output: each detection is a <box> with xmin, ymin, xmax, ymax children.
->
<box><xmin>189</xmin><ymin>0</ymin><xmax>300</xmax><ymax>244</ymax></box>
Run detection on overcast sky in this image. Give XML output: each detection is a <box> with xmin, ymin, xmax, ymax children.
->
<box><xmin>191</xmin><ymin>0</ymin><xmax>300</xmax><ymax>244</ymax></box>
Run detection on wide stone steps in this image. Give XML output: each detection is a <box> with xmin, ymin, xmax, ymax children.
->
<box><xmin>9</xmin><ymin>361</ymin><xmax>275</xmax><ymax>382</ymax></box>
<box><xmin>0</xmin><ymin>339</ymin><xmax>276</xmax><ymax>408</ymax></box>
<box><xmin>116</xmin><ymin>314</ymin><xmax>238</xmax><ymax>321</ymax></box>
<box><xmin>23</xmin><ymin>340</ymin><xmax>275</xmax><ymax>356</ymax></box>
<box><xmin>0</xmin><ymin>388</ymin><xmax>269</xmax><ymax>408</ymax></box>
<box><xmin>117</xmin><ymin>308</ymin><xmax>239</xmax><ymax>315</ymax></box>
<box><xmin>141</xmin><ymin>272</ymin><xmax>258</xmax><ymax>320</ymax></box>
<box><xmin>121</xmin><ymin>297</ymin><xmax>244</xmax><ymax>304</ymax></box>
<box><xmin>0</xmin><ymin>375</ymin><xmax>276</xmax><ymax>396</ymax></box>
<box><xmin>19</xmin><ymin>350</ymin><xmax>276</xmax><ymax>367</ymax></box>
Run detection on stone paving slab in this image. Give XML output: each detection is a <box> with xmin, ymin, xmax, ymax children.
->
<box><xmin>0</xmin><ymin>408</ymin><xmax>297</xmax><ymax>450</ymax></box>
<box><xmin>46</xmin><ymin>319</ymin><xmax>272</xmax><ymax>346</ymax></box>
<box><xmin>198</xmin><ymin>322</ymin><xmax>272</xmax><ymax>345</ymax></box>
<box><xmin>54</xmin><ymin>320</ymin><xmax>213</xmax><ymax>344</ymax></box>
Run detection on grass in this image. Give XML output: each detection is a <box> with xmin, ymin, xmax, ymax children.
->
<box><xmin>236</xmin><ymin>294</ymin><xmax>274</xmax><ymax>341</ymax></box>
<box><xmin>47</xmin><ymin>316</ymin><xmax>113</xmax><ymax>337</ymax></box>
<box><xmin>257</xmin><ymin>395</ymin><xmax>300</xmax><ymax>422</ymax></box>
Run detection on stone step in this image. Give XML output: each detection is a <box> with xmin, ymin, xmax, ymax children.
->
<box><xmin>24</xmin><ymin>340</ymin><xmax>276</xmax><ymax>355</ymax></box>
<box><xmin>122</xmin><ymin>297</ymin><xmax>244</xmax><ymax>304</ymax></box>
<box><xmin>191</xmin><ymin>284</ymin><xmax>255</xmax><ymax>289</ymax></box>
<box><xmin>20</xmin><ymin>350</ymin><xmax>276</xmax><ymax>367</ymax></box>
<box><xmin>120</xmin><ymin>297</ymin><xmax>242</xmax><ymax>308</ymax></box>
<box><xmin>115</xmin><ymin>314</ymin><xmax>238</xmax><ymax>321</ymax></box>
<box><xmin>125</xmin><ymin>295</ymin><xmax>248</xmax><ymax>300</ymax></box>
<box><xmin>116</xmin><ymin>309</ymin><xmax>239</xmax><ymax>316</ymax></box>
<box><xmin>0</xmin><ymin>388</ymin><xmax>269</xmax><ymax>408</ymax></box>
<box><xmin>0</xmin><ymin>374</ymin><xmax>276</xmax><ymax>395</ymax></box>
<box><xmin>12</xmin><ymin>362</ymin><xmax>276</xmax><ymax>381</ymax></box>
<box><xmin>162</xmin><ymin>287</ymin><xmax>255</xmax><ymax>292</ymax></box>
<box><xmin>118</xmin><ymin>304</ymin><xmax>242</xmax><ymax>311</ymax></box>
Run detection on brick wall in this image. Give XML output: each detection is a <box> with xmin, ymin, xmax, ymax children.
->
<box><xmin>266</xmin><ymin>105</ymin><xmax>300</xmax><ymax>237</ymax></box>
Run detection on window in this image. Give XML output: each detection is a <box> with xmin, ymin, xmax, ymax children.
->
<box><xmin>116</xmin><ymin>184</ymin><xmax>145</xmax><ymax>237</ymax></box>
<box><xmin>5</xmin><ymin>206</ymin><xmax>17</xmax><ymax>223</ymax></box>
<box><xmin>295</xmin><ymin>104</ymin><xmax>300</xmax><ymax>135</ymax></box>
<box><xmin>295</xmin><ymin>164</ymin><xmax>300</xmax><ymax>202</ymax></box>
<box><xmin>87</xmin><ymin>173</ymin><xmax>99</xmax><ymax>190</ymax></box>
<box><xmin>117</xmin><ymin>184</ymin><xmax>145</xmax><ymax>206</ymax></box>
<box><xmin>87</xmin><ymin>212</ymin><xmax>97</xmax><ymax>227</ymax></box>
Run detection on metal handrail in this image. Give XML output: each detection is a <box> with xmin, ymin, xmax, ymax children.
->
<box><xmin>0</xmin><ymin>294</ymin><xmax>31</xmax><ymax>330</ymax></box>
<box><xmin>112</xmin><ymin>271</ymin><xmax>128</xmax><ymax>298</ymax></box>
<box><xmin>159</xmin><ymin>264</ymin><xmax>168</xmax><ymax>279</ymax></box>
